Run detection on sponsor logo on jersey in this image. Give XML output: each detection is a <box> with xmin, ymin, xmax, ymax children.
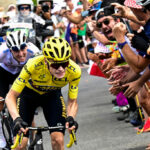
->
<box><xmin>53</xmin><ymin>76</ymin><xmax>68</xmax><ymax>82</ymax></box>
<box><xmin>24</xmin><ymin>65</ymin><xmax>31</xmax><ymax>75</ymax></box>
<box><xmin>68</xmin><ymin>65</ymin><xmax>76</xmax><ymax>72</ymax></box>
<box><xmin>18</xmin><ymin>77</ymin><xmax>26</xmax><ymax>83</ymax></box>
<box><xmin>29</xmin><ymin>79</ymin><xmax>60</xmax><ymax>92</ymax></box>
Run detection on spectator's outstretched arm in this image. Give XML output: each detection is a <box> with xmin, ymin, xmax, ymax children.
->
<box><xmin>80</xmin><ymin>0</ymin><xmax>89</xmax><ymax>10</ymax></box>
<box><xmin>61</xmin><ymin>10</ymin><xmax>83</xmax><ymax>24</ymax></box>
<box><xmin>111</xmin><ymin>3</ymin><xmax>145</xmax><ymax>26</ymax></box>
<box><xmin>86</xmin><ymin>20</ymin><xmax>110</xmax><ymax>45</ymax></box>
<box><xmin>113</xmin><ymin>22</ymin><xmax>149</xmax><ymax>73</ymax></box>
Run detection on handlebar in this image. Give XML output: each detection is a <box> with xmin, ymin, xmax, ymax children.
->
<box><xmin>11</xmin><ymin>126</ymin><xmax>77</xmax><ymax>149</ymax></box>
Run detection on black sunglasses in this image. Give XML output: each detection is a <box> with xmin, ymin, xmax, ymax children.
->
<box><xmin>97</xmin><ymin>18</ymin><xmax>110</xmax><ymax>28</ymax></box>
<box><xmin>20</xmin><ymin>6</ymin><xmax>30</xmax><ymax>10</ymax></box>
<box><xmin>11</xmin><ymin>43</ymin><xmax>27</xmax><ymax>52</ymax></box>
<box><xmin>50</xmin><ymin>61</ymin><xmax>69</xmax><ymax>70</ymax></box>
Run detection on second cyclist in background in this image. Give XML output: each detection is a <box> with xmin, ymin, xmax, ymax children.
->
<box><xmin>0</xmin><ymin>30</ymin><xmax>39</xmax><ymax>148</ymax></box>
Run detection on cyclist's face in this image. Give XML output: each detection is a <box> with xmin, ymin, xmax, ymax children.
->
<box><xmin>11</xmin><ymin>46</ymin><xmax>28</xmax><ymax>62</ymax></box>
<box><xmin>45</xmin><ymin>59</ymin><xmax>67</xmax><ymax>79</ymax></box>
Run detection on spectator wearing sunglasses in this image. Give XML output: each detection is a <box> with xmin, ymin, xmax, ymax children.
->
<box><xmin>0</xmin><ymin>30</ymin><xmax>39</xmax><ymax>148</ymax></box>
<box><xmin>5</xmin><ymin>37</ymin><xmax>80</xmax><ymax>150</ymax></box>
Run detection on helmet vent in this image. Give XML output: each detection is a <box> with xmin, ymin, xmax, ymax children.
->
<box><xmin>61</xmin><ymin>46</ymin><xmax>64</xmax><ymax>57</ymax></box>
<box><xmin>59</xmin><ymin>39</ymin><xmax>63</xmax><ymax>43</ymax></box>
<box><xmin>10</xmin><ymin>34</ymin><xmax>16</xmax><ymax>46</ymax></box>
<box><xmin>47</xmin><ymin>44</ymin><xmax>51</xmax><ymax>49</ymax></box>
<box><xmin>52</xmin><ymin>39</ymin><xmax>56</xmax><ymax>43</ymax></box>
<box><xmin>18</xmin><ymin>31</ymin><xmax>21</xmax><ymax>45</ymax></box>
<box><xmin>54</xmin><ymin>47</ymin><xmax>59</xmax><ymax>57</ymax></box>
<box><xmin>6</xmin><ymin>39</ymin><xmax>11</xmax><ymax>48</ymax></box>
<box><xmin>44</xmin><ymin>51</ymin><xmax>48</xmax><ymax>56</ymax></box>
<box><xmin>66</xmin><ymin>42</ymin><xmax>69</xmax><ymax>47</ymax></box>
<box><xmin>49</xmin><ymin>52</ymin><xmax>54</xmax><ymax>58</ymax></box>
<box><xmin>66</xmin><ymin>50</ymin><xmax>69</xmax><ymax>57</ymax></box>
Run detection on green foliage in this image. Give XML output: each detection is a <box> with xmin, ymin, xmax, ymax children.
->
<box><xmin>32</xmin><ymin>0</ymin><xmax>37</xmax><ymax>6</ymax></box>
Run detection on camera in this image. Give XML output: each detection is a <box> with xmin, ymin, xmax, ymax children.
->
<box><xmin>42</xmin><ymin>3</ymin><xmax>50</xmax><ymax>12</ymax></box>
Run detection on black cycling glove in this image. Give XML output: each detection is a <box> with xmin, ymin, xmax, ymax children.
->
<box><xmin>13</xmin><ymin>117</ymin><xmax>28</xmax><ymax>134</ymax></box>
<box><xmin>131</xmin><ymin>34</ymin><xmax>149</xmax><ymax>53</ymax></box>
<box><xmin>66</xmin><ymin>116</ymin><xmax>78</xmax><ymax>132</ymax></box>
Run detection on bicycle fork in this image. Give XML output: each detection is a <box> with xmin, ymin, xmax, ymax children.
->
<box><xmin>28</xmin><ymin>130</ymin><xmax>44</xmax><ymax>150</ymax></box>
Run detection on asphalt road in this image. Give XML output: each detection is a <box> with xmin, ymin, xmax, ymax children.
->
<box><xmin>34</xmin><ymin>68</ymin><xmax>150</xmax><ymax>150</ymax></box>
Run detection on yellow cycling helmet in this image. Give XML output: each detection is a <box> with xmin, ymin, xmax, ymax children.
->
<box><xmin>43</xmin><ymin>37</ymin><xmax>71</xmax><ymax>62</ymax></box>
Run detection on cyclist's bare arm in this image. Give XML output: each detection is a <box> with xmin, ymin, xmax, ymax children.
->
<box><xmin>67</xmin><ymin>98</ymin><xmax>78</xmax><ymax>118</ymax></box>
<box><xmin>5</xmin><ymin>89</ymin><xmax>20</xmax><ymax>120</ymax></box>
<box><xmin>66</xmin><ymin>98</ymin><xmax>78</xmax><ymax>131</ymax></box>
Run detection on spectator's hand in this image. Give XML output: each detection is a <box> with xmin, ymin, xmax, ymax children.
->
<box><xmin>112</xmin><ymin>22</ymin><xmax>127</xmax><ymax>42</ymax></box>
<box><xmin>123</xmin><ymin>80</ymin><xmax>144</xmax><ymax>98</ymax></box>
<box><xmin>84</xmin><ymin>16</ymin><xmax>93</xmax><ymax>23</ymax></box>
<box><xmin>87</xmin><ymin>21</ymin><xmax>96</xmax><ymax>33</ymax></box>
<box><xmin>107</xmin><ymin>65</ymin><xmax>130</xmax><ymax>81</ymax></box>
<box><xmin>111</xmin><ymin>3</ymin><xmax>131</xmax><ymax>18</ymax></box>
<box><xmin>127</xmin><ymin>33</ymin><xmax>134</xmax><ymax>41</ymax></box>
<box><xmin>88</xmin><ymin>52</ymin><xmax>99</xmax><ymax>62</ymax></box>
<box><xmin>101</xmin><ymin>58</ymin><xmax>117</xmax><ymax>73</ymax></box>
<box><xmin>109</xmin><ymin>83</ymin><xmax>124</xmax><ymax>95</ymax></box>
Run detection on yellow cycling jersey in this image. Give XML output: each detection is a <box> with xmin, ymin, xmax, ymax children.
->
<box><xmin>11</xmin><ymin>55</ymin><xmax>81</xmax><ymax>99</ymax></box>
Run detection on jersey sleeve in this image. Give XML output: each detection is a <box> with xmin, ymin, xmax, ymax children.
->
<box><xmin>68</xmin><ymin>66</ymin><xmax>81</xmax><ymax>99</ymax></box>
<box><xmin>0</xmin><ymin>43</ymin><xmax>9</xmax><ymax>62</ymax></box>
<box><xmin>11</xmin><ymin>59</ymin><xmax>33</xmax><ymax>93</ymax></box>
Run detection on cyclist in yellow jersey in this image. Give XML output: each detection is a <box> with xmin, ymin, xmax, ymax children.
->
<box><xmin>5</xmin><ymin>37</ymin><xmax>81</xmax><ymax>150</ymax></box>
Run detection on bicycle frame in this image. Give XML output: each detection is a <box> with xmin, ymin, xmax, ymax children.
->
<box><xmin>28</xmin><ymin>126</ymin><xmax>64</xmax><ymax>150</ymax></box>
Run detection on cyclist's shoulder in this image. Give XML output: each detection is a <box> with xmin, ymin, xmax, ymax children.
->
<box><xmin>26</xmin><ymin>54</ymin><xmax>44</xmax><ymax>67</ymax></box>
<box><xmin>67</xmin><ymin>59</ymin><xmax>81</xmax><ymax>75</ymax></box>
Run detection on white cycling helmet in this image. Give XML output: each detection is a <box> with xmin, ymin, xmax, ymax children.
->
<box><xmin>6</xmin><ymin>30</ymin><xmax>27</xmax><ymax>51</ymax></box>
<box><xmin>16</xmin><ymin>0</ymin><xmax>34</xmax><ymax>11</ymax></box>
<box><xmin>136</xmin><ymin>0</ymin><xmax>150</xmax><ymax>6</ymax></box>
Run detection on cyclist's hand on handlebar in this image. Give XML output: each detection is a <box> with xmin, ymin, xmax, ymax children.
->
<box><xmin>13</xmin><ymin>117</ymin><xmax>28</xmax><ymax>134</ymax></box>
<box><xmin>66</xmin><ymin>116</ymin><xmax>78</xmax><ymax>132</ymax></box>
